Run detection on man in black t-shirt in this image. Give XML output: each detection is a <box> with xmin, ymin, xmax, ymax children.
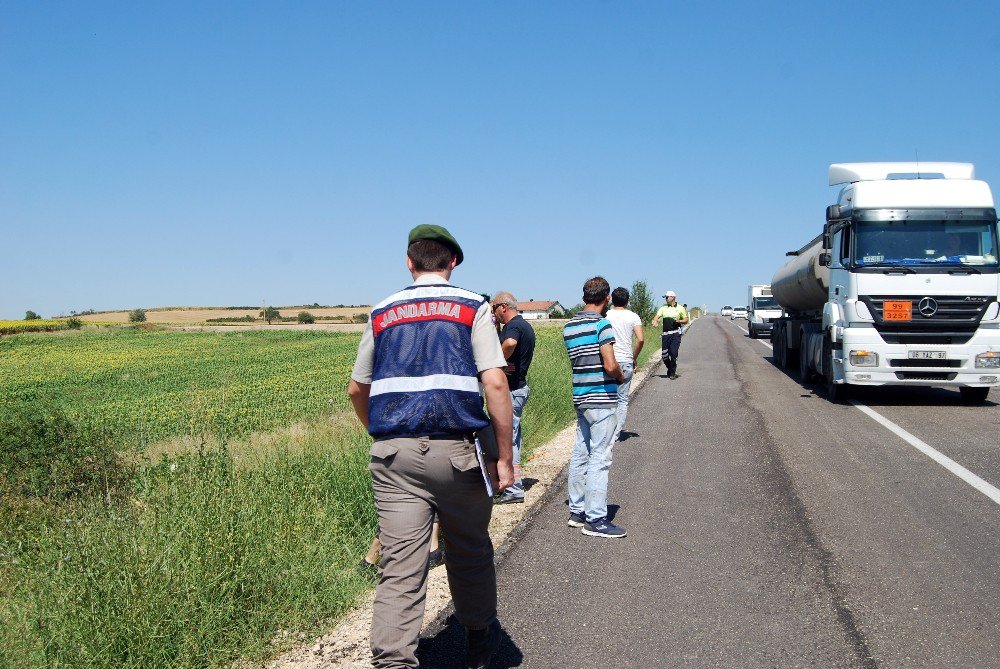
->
<box><xmin>491</xmin><ymin>292</ymin><xmax>536</xmax><ymax>504</ymax></box>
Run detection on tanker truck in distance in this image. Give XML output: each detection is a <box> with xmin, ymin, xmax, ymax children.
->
<box><xmin>771</xmin><ymin>162</ymin><xmax>1000</xmax><ymax>402</ymax></box>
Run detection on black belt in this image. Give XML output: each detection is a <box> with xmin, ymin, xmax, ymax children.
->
<box><xmin>427</xmin><ymin>434</ymin><xmax>475</xmax><ymax>443</ymax></box>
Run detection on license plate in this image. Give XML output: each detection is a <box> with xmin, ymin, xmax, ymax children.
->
<box><xmin>883</xmin><ymin>300</ymin><xmax>912</xmax><ymax>321</ymax></box>
<box><xmin>908</xmin><ymin>350</ymin><xmax>946</xmax><ymax>360</ymax></box>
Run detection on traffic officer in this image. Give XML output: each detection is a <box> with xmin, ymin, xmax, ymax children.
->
<box><xmin>348</xmin><ymin>224</ymin><xmax>514</xmax><ymax>669</ymax></box>
<box><xmin>652</xmin><ymin>290</ymin><xmax>689</xmax><ymax>379</ymax></box>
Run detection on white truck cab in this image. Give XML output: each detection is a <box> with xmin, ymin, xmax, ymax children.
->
<box><xmin>747</xmin><ymin>284</ymin><xmax>783</xmax><ymax>338</ymax></box>
<box><xmin>772</xmin><ymin>162</ymin><xmax>1000</xmax><ymax>402</ymax></box>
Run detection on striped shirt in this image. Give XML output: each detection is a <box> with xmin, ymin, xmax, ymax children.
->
<box><xmin>563</xmin><ymin>310</ymin><xmax>618</xmax><ymax>408</ymax></box>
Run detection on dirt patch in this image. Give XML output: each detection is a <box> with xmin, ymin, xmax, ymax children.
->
<box><xmin>266</xmin><ymin>352</ymin><xmax>662</xmax><ymax>669</ymax></box>
<box><xmin>173</xmin><ymin>323</ymin><xmax>367</xmax><ymax>333</ymax></box>
<box><xmin>77</xmin><ymin>307</ymin><xmax>371</xmax><ymax>324</ymax></box>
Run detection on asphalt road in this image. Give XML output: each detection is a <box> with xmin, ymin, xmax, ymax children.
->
<box><xmin>417</xmin><ymin>316</ymin><xmax>1000</xmax><ymax>668</ymax></box>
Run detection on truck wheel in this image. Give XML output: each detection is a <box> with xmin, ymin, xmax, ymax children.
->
<box><xmin>785</xmin><ymin>343</ymin><xmax>799</xmax><ymax>371</ymax></box>
<box><xmin>959</xmin><ymin>387</ymin><xmax>990</xmax><ymax>403</ymax></box>
<box><xmin>826</xmin><ymin>379</ymin><xmax>849</xmax><ymax>401</ymax></box>
<box><xmin>822</xmin><ymin>337</ymin><xmax>847</xmax><ymax>400</ymax></box>
<box><xmin>798</xmin><ymin>344</ymin><xmax>811</xmax><ymax>382</ymax></box>
<box><xmin>775</xmin><ymin>329</ymin><xmax>787</xmax><ymax>367</ymax></box>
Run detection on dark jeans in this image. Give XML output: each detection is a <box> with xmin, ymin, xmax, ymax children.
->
<box><xmin>662</xmin><ymin>331</ymin><xmax>682</xmax><ymax>375</ymax></box>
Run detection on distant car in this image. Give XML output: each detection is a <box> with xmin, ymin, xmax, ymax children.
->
<box><xmin>720</xmin><ymin>305</ymin><xmax>733</xmax><ymax>316</ymax></box>
<box><xmin>730</xmin><ymin>306</ymin><xmax>748</xmax><ymax>320</ymax></box>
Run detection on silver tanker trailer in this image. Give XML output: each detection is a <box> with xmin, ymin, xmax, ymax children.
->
<box><xmin>770</xmin><ymin>162</ymin><xmax>1000</xmax><ymax>402</ymax></box>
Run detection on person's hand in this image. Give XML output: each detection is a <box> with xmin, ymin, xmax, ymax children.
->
<box><xmin>494</xmin><ymin>459</ymin><xmax>515</xmax><ymax>492</ymax></box>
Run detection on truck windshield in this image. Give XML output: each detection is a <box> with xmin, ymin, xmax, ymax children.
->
<box><xmin>753</xmin><ymin>297</ymin><xmax>778</xmax><ymax>309</ymax></box>
<box><xmin>854</xmin><ymin>220</ymin><xmax>998</xmax><ymax>268</ymax></box>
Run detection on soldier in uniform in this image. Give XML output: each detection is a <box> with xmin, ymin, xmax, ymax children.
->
<box><xmin>652</xmin><ymin>290</ymin><xmax>689</xmax><ymax>380</ymax></box>
<box><xmin>348</xmin><ymin>224</ymin><xmax>514</xmax><ymax>669</ymax></box>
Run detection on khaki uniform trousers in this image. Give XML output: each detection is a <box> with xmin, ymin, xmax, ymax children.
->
<box><xmin>369</xmin><ymin>435</ymin><xmax>496</xmax><ymax>669</ymax></box>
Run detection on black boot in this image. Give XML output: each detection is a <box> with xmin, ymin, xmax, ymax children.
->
<box><xmin>465</xmin><ymin>619</ymin><xmax>501</xmax><ymax>669</ymax></box>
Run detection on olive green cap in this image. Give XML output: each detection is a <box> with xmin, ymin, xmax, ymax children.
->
<box><xmin>407</xmin><ymin>224</ymin><xmax>464</xmax><ymax>266</ymax></box>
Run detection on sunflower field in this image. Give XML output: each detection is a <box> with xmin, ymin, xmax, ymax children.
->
<box><xmin>0</xmin><ymin>328</ymin><xmax>360</xmax><ymax>444</ymax></box>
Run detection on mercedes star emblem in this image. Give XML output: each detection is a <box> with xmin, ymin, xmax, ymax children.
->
<box><xmin>918</xmin><ymin>297</ymin><xmax>938</xmax><ymax>318</ymax></box>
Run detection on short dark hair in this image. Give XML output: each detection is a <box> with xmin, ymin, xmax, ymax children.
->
<box><xmin>611</xmin><ymin>287</ymin><xmax>629</xmax><ymax>307</ymax></box>
<box><xmin>582</xmin><ymin>276</ymin><xmax>610</xmax><ymax>305</ymax></box>
<box><xmin>407</xmin><ymin>239</ymin><xmax>455</xmax><ymax>271</ymax></box>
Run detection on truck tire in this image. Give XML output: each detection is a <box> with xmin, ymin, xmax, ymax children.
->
<box><xmin>822</xmin><ymin>337</ymin><xmax>849</xmax><ymax>401</ymax></box>
<box><xmin>775</xmin><ymin>328</ymin><xmax>787</xmax><ymax>367</ymax></box>
<box><xmin>826</xmin><ymin>379</ymin><xmax>849</xmax><ymax>401</ymax></box>
<box><xmin>785</xmin><ymin>340</ymin><xmax>799</xmax><ymax>371</ymax></box>
<box><xmin>959</xmin><ymin>386</ymin><xmax>990</xmax><ymax>404</ymax></box>
<box><xmin>798</xmin><ymin>342</ymin><xmax>812</xmax><ymax>382</ymax></box>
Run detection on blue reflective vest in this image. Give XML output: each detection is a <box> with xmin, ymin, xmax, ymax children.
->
<box><xmin>367</xmin><ymin>283</ymin><xmax>490</xmax><ymax>439</ymax></box>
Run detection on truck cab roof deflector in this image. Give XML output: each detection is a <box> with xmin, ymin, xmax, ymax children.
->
<box><xmin>829</xmin><ymin>162</ymin><xmax>975</xmax><ymax>186</ymax></box>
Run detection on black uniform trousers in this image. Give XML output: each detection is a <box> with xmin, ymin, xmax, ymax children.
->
<box><xmin>662</xmin><ymin>330</ymin><xmax>682</xmax><ymax>375</ymax></box>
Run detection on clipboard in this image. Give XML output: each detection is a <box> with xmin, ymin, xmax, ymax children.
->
<box><xmin>474</xmin><ymin>437</ymin><xmax>494</xmax><ymax>497</ymax></box>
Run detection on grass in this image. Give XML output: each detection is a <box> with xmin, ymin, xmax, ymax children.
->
<box><xmin>0</xmin><ymin>328</ymin><xmax>361</xmax><ymax>444</ymax></box>
<box><xmin>0</xmin><ymin>416</ymin><xmax>377</xmax><ymax>669</ymax></box>
<box><xmin>0</xmin><ymin>322</ymin><xmax>662</xmax><ymax>668</ymax></box>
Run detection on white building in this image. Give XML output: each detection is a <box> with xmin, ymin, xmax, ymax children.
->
<box><xmin>517</xmin><ymin>300</ymin><xmax>565</xmax><ymax>320</ymax></box>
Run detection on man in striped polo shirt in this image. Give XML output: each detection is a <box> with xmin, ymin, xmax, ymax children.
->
<box><xmin>563</xmin><ymin>276</ymin><xmax>627</xmax><ymax>538</ymax></box>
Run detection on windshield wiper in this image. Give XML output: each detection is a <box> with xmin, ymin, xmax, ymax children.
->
<box><xmin>881</xmin><ymin>266</ymin><xmax>916</xmax><ymax>274</ymax></box>
<box><xmin>948</xmin><ymin>267</ymin><xmax>982</xmax><ymax>274</ymax></box>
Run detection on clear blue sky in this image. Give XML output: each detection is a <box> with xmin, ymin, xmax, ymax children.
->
<box><xmin>4</xmin><ymin>1</ymin><xmax>999</xmax><ymax>319</ymax></box>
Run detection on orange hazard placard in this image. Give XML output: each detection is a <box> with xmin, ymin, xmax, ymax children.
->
<box><xmin>883</xmin><ymin>300</ymin><xmax>912</xmax><ymax>321</ymax></box>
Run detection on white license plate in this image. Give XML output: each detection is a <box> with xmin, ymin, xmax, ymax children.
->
<box><xmin>908</xmin><ymin>350</ymin><xmax>946</xmax><ymax>360</ymax></box>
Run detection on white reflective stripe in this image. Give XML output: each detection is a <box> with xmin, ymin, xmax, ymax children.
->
<box><xmin>370</xmin><ymin>374</ymin><xmax>481</xmax><ymax>396</ymax></box>
<box><xmin>373</xmin><ymin>285</ymin><xmax>484</xmax><ymax>310</ymax></box>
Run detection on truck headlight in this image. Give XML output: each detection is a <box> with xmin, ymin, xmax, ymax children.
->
<box><xmin>975</xmin><ymin>352</ymin><xmax>1000</xmax><ymax>368</ymax></box>
<box><xmin>849</xmin><ymin>350</ymin><xmax>878</xmax><ymax>366</ymax></box>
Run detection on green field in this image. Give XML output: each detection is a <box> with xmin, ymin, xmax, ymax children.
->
<box><xmin>0</xmin><ymin>324</ymin><xmax>660</xmax><ymax>668</ymax></box>
<box><xmin>0</xmin><ymin>329</ymin><xmax>361</xmax><ymax>444</ymax></box>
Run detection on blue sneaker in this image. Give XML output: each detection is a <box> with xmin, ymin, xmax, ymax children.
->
<box><xmin>581</xmin><ymin>518</ymin><xmax>627</xmax><ymax>538</ymax></box>
<box><xmin>567</xmin><ymin>512</ymin><xmax>585</xmax><ymax>528</ymax></box>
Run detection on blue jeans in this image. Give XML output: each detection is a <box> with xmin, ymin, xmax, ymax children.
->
<box><xmin>506</xmin><ymin>385</ymin><xmax>530</xmax><ymax>498</ymax></box>
<box><xmin>568</xmin><ymin>406</ymin><xmax>617</xmax><ymax>523</ymax></box>
<box><xmin>613</xmin><ymin>361</ymin><xmax>634</xmax><ymax>443</ymax></box>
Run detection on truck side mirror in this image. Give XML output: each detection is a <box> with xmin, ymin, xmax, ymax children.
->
<box><xmin>826</xmin><ymin>205</ymin><xmax>841</xmax><ymax>222</ymax></box>
<box><xmin>819</xmin><ymin>252</ymin><xmax>831</xmax><ymax>267</ymax></box>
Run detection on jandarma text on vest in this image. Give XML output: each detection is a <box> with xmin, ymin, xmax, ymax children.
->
<box><xmin>373</xmin><ymin>300</ymin><xmax>475</xmax><ymax>335</ymax></box>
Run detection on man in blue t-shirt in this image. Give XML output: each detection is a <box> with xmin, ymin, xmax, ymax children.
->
<box><xmin>563</xmin><ymin>276</ymin><xmax>627</xmax><ymax>538</ymax></box>
<box><xmin>492</xmin><ymin>292</ymin><xmax>536</xmax><ymax>504</ymax></box>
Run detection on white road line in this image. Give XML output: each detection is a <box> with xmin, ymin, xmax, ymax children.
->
<box><xmin>850</xmin><ymin>401</ymin><xmax>1000</xmax><ymax>506</ymax></box>
<box><xmin>729</xmin><ymin>320</ymin><xmax>772</xmax><ymax>350</ymax></box>
<box><xmin>723</xmin><ymin>317</ymin><xmax>1000</xmax><ymax>506</ymax></box>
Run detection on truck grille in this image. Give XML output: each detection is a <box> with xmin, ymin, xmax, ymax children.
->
<box><xmin>894</xmin><ymin>371</ymin><xmax>957</xmax><ymax>381</ymax></box>
<box><xmin>861</xmin><ymin>295</ymin><xmax>993</xmax><ymax>345</ymax></box>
